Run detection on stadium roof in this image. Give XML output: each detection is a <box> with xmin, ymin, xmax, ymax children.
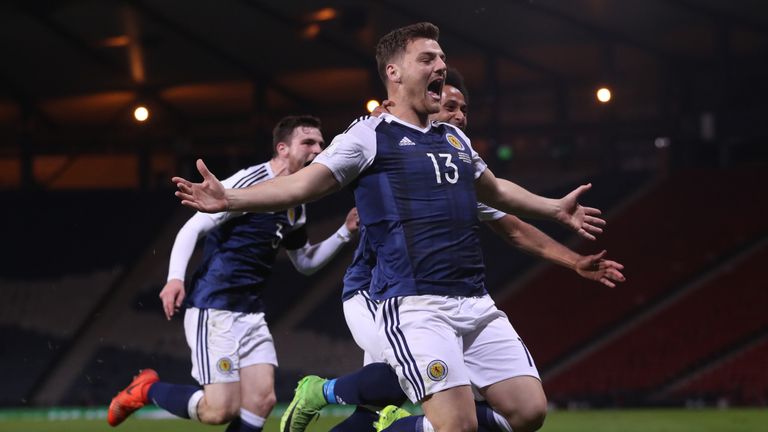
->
<box><xmin>2</xmin><ymin>0</ymin><xmax>767</xmax><ymax>186</ymax></box>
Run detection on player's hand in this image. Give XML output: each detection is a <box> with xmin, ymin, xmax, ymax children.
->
<box><xmin>556</xmin><ymin>183</ymin><xmax>605</xmax><ymax>241</ymax></box>
<box><xmin>574</xmin><ymin>250</ymin><xmax>626</xmax><ymax>288</ymax></box>
<box><xmin>173</xmin><ymin>159</ymin><xmax>228</xmax><ymax>213</ymax></box>
<box><xmin>159</xmin><ymin>279</ymin><xmax>186</xmax><ymax>320</ymax></box>
<box><xmin>345</xmin><ymin>207</ymin><xmax>360</xmax><ymax>234</ymax></box>
<box><xmin>370</xmin><ymin>100</ymin><xmax>395</xmax><ymax>117</ymax></box>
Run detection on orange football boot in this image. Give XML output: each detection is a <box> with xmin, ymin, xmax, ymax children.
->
<box><xmin>107</xmin><ymin>369</ymin><xmax>159</xmax><ymax>426</ymax></box>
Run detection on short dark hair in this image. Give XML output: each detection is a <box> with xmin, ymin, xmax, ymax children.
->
<box><xmin>445</xmin><ymin>67</ymin><xmax>469</xmax><ymax>105</ymax></box>
<box><xmin>375</xmin><ymin>22</ymin><xmax>440</xmax><ymax>85</ymax></box>
<box><xmin>272</xmin><ymin>115</ymin><xmax>322</xmax><ymax>156</ymax></box>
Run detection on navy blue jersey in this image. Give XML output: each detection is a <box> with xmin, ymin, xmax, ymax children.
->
<box><xmin>185</xmin><ymin>162</ymin><xmax>307</xmax><ymax>313</ymax></box>
<box><xmin>340</xmin><ymin>205</ymin><xmax>505</xmax><ymax>302</ymax></box>
<box><xmin>341</xmin><ymin>225</ymin><xmax>375</xmax><ymax>301</ymax></box>
<box><xmin>315</xmin><ymin>114</ymin><xmax>488</xmax><ymax>300</ymax></box>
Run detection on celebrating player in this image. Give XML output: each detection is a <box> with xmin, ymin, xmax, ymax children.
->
<box><xmin>279</xmin><ymin>67</ymin><xmax>625</xmax><ymax>432</ymax></box>
<box><xmin>107</xmin><ymin>115</ymin><xmax>358</xmax><ymax>432</ymax></box>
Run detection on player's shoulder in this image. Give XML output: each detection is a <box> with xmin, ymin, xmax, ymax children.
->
<box><xmin>328</xmin><ymin>115</ymin><xmax>382</xmax><ymax>147</ymax></box>
<box><xmin>226</xmin><ymin>161</ymin><xmax>271</xmax><ymax>188</ymax></box>
<box><xmin>435</xmin><ymin>121</ymin><xmax>470</xmax><ymax>142</ymax></box>
<box><xmin>343</xmin><ymin>114</ymin><xmax>384</xmax><ymax>134</ymax></box>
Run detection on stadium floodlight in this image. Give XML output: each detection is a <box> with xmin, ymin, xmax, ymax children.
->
<box><xmin>596</xmin><ymin>87</ymin><xmax>612</xmax><ymax>103</ymax></box>
<box><xmin>133</xmin><ymin>105</ymin><xmax>149</xmax><ymax>122</ymax></box>
<box><xmin>366</xmin><ymin>99</ymin><xmax>381</xmax><ymax>113</ymax></box>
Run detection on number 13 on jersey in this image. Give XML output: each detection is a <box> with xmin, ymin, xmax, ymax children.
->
<box><xmin>426</xmin><ymin>153</ymin><xmax>459</xmax><ymax>184</ymax></box>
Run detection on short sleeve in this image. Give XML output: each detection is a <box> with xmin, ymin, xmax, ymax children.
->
<box><xmin>476</xmin><ymin>203</ymin><xmax>506</xmax><ymax>221</ymax></box>
<box><xmin>311</xmin><ymin>119</ymin><xmax>378</xmax><ymax>187</ymax></box>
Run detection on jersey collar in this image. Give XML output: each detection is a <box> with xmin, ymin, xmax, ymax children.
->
<box><xmin>380</xmin><ymin>112</ymin><xmax>436</xmax><ymax>134</ymax></box>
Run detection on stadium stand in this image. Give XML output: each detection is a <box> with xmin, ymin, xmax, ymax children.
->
<box><xmin>665</xmin><ymin>331</ymin><xmax>768</xmax><ymax>406</ymax></box>
<box><xmin>1</xmin><ymin>190</ymin><xmax>177</xmax><ymax>407</ymax></box>
<box><xmin>0</xmin><ymin>326</ymin><xmax>66</xmax><ymax>406</ymax></box>
<box><xmin>498</xmin><ymin>169</ymin><xmax>768</xmax><ymax>375</ymax></box>
<box><xmin>544</xmin><ymin>239</ymin><xmax>768</xmax><ymax>405</ymax></box>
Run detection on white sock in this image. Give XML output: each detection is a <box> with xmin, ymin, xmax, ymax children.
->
<box><xmin>422</xmin><ymin>416</ymin><xmax>436</xmax><ymax>432</ymax></box>
<box><xmin>240</xmin><ymin>408</ymin><xmax>266</xmax><ymax>429</ymax></box>
<box><xmin>491</xmin><ymin>410</ymin><xmax>513</xmax><ymax>432</ymax></box>
<box><xmin>187</xmin><ymin>390</ymin><xmax>204</xmax><ymax>422</ymax></box>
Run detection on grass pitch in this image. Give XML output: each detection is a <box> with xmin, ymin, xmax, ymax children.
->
<box><xmin>1</xmin><ymin>408</ymin><xmax>766</xmax><ymax>432</ymax></box>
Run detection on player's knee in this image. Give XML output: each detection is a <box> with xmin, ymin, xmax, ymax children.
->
<box><xmin>200</xmin><ymin>405</ymin><xmax>238</xmax><ymax>425</ymax></box>
<box><xmin>510</xmin><ymin>403</ymin><xmax>547</xmax><ymax>432</ymax></box>
<box><xmin>459</xmin><ymin>416</ymin><xmax>479</xmax><ymax>432</ymax></box>
<box><xmin>245</xmin><ymin>389</ymin><xmax>276</xmax><ymax>415</ymax></box>
<box><xmin>198</xmin><ymin>397</ymin><xmax>239</xmax><ymax>425</ymax></box>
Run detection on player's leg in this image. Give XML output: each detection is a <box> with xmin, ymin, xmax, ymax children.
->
<box><xmin>137</xmin><ymin>372</ymin><xmax>238</xmax><ymax>425</ymax></box>
<box><xmin>284</xmin><ymin>363</ymin><xmax>404</xmax><ymax>432</ymax></box>
<box><xmin>281</xmin><ymin>291</ymin><xmax>404</xmax><ymax>432</ymax></box>
<box><xmin>332</xmin><ymin>406</ymin><xmax>379</xmax><ymax>432</ymax></box>
<box><xmin>108</xmin><ymin>307</ymin><xmax>240</xmax><ymax>426</ymax></box>
<box><xmin>224</xmin><ymin>363</ymin><xmax>275</xmax><ymax>431</ymax></box>
<box><xmin>186</xmin><ymin>307</ymin><xmax>243</xmax><ymax>424</ymax></box>
<box><xmin>423</xmin><ymin>386</ymin><xmax>478</xmax><ymax>432</ymax></box>
<box><xmin>464</xmin><ymin>297</ymin><xmax>546</xmax><ymax>432</ymax></box>
<box><xmin>196</xmin><ymin>382</ymin><xmax>241</xmax><ymax>424</ymax></box>
<box><xmin>481</xmin><ymin>377</ymin><xmax>546</xmax><ymax>432</ymax></box>
<box><xmin>333</xmin><ymin>291</ymin><xmax>405</xmax><ymax>406</ymax></box>
<box><xmin>374</xmin><ymin>399</ymin><xmax>512</xmax><ymax>432</ymax></box>
<box><xmin>326</xmin><ymin>362</ymin><xmax>406</xmax><ymax>407</ymax></box>
<box><xmin>373</xmin><ymin>296</ymin><xmax>511</xmax><ymax>432</ymax></box>
<box><xmin>225</xmin><ymin>311</ymin><xmax>279</xmax><ymax>431</ymax></box>
<box><xmin>376</xmin><ymin>296</ymin><xmax>478</xmax><ymax>432</ymax></box>
<box><xmin>474</xmin><ymin>400</ymin><xmax>513</xmax><ymax>432</ymax></box>
<box><xmin>143</xmin><ymin>378</ymin><xmax>204</xmax><ymax>422</ymax></box>
<box><xmin>375</xmin><ymin>386</ymin><xmax>477</xmax><ymax>432</ymax></box>
<box><xmin>338</xmin><ymin>292</ymin><xmax>408</xmax><ymax>407</ymax></box>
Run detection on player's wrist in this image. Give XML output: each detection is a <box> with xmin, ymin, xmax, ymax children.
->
<box><xmin>224</xmin><ymin>189</ymin><xmax>238</xmax><ymax>212</ymax></box>
<box><xmin>336</xmin><ymin>224</ymin><xmax>352</xmax><ymax>242</ymax></box>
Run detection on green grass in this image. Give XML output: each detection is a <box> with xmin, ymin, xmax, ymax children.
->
<box><xmin>1</xmin><ymin>408</ymin><xmax>767</xmax><ymax>432</ymax></box>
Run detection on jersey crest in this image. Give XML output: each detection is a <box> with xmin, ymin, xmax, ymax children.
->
<box><xmin>427</xmin><ymin>359</ymin><xmax>448</xmax><ymax>381</ymax></box>
<box><xmin>446</xmin><ymin>133</ymin><xmax>464</xmax><ymax>150</ymax></box>
<box><xmin>216</xmin><ymin>357</ymin><xmax>234</xmax><ymax>374</ymax></box>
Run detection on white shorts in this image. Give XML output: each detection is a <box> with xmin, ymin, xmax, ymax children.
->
<box><xmin>376</xmin><ymin>294</ymin><xmax>539</xmax><ymax>403</ymax></box>
<box><xmin>184</xmin><ymin>307</ymin><xmax>278</xmax><ymax>385</ymax></box>
<box><xmin>343</xmin><ymin>290</ymin><xmax>384</xmax><ymax>365</ymax></box>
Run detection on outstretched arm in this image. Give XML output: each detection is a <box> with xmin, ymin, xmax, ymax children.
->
<box><xmin>484</xmin><ymin>214</ymin><xmax>625</xmax><ymax>288</ymax></box>
<box><xmin>475</xmin><ymin>168</ymin><xmax>605</xmax><ymax>241</ymax></box>
<box><xmin>173</xmin><ymin>159</ymin><xmax>340</xmax><ymax>213</ymax></box>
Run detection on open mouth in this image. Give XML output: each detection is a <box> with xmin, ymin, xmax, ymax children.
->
<box><xmin>427</xmin><ymin>77</ymin><xmax>444</xmax><ymax>101</ymax></box>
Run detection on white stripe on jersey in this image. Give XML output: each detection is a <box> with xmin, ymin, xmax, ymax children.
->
<box><xmin>222</xmin><ymin>162</ymin><xmax>274</xmax><ymax>189</ymax></box>
<box><xmin>476</xmin><ymin>203</ymin><xmax>506</xmax><ymax>221</ymax></box>
<box><xmin>233</xmin><ymin>165</ymin><xmax>268</xmax><ymax>188</ymax></box>
<box><xmin>344</xmin><ymin>115</ymin><xmax>370</xmax><ymax>133</ymax></box>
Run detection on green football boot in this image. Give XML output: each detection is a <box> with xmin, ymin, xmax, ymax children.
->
<box><xmin>280</xmin><ymin>375</ymin><xmax>328</xmax><ymax>432</ymax></box>
<box><xmin>373</xmin><ymin>405</ymin><xmax>412</xmax><ymax>432</ymax></box>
